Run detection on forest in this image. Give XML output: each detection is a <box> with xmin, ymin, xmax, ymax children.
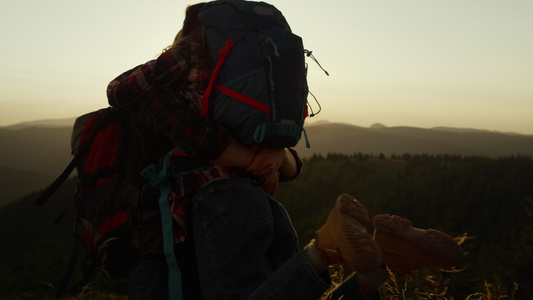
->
<box><xmin>1</xmin><ymin>153</ymin><xmax>532</xmax><ymax>299</ymax></box>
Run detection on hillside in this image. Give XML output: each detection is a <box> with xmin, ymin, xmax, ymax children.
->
<box><xmin>1</xmin><ymin>120</ymin><xmax>532</xmax><ymax>208</ymax></box>
<box><xmin>0</xmin><ymin>167</ymin><xmax>53</xmax><ymax>208</ymax></box>
<box><xmin>0</xmin><ymin>126</ymin><xmax>72</xmax><ymax>177</ymax></box>
<box><xmin>295</xmin><ymin>122</ymin><xmax>533</xmax><ymax>158</ymax></box>
<box><xmin>2</xmin><ymin>121</ymin><xmax>531</xmax><ymax>178</ymax></box>
<box><xmin>5</xmin><ymin>118</ymin><xmax>76</xmax><ymax>130</ymax></box>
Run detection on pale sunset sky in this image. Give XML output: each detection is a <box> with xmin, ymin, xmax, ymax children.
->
<box><xmin>1</xmin><ymin>0</ymin><xmax>532</xmax><ymax>134</ymax></box>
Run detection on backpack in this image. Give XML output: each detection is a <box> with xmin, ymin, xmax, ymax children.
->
<box><xmin>35</xmin><ymin>107</ymin><xmax>138</xmax><ymax>297</ymax></box>
<box><xmin>199</xmin><ymin>0</ymin><xmax>317</xmax><ymax>148</ymax></box>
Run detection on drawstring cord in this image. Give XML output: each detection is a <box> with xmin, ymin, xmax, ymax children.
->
<box><xmin>304</xmin><ymin>49</ymin><xmax>328</xmax><ymax>117</ymax></box>
<box><xmin>304</xmin><ymin>49</ymin><xmax>329</xmax><ymax>76</ymax></box>
<box><xmin>308</xmin><ymin>90</ymin><xmax>322</xmax><ymax>117</ymax></box>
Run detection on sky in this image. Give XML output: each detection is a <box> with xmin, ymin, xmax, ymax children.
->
<box><xmin>1</xmin><ymin>0</ymin><xmax>532</xmax><ymax>134</ymax></box>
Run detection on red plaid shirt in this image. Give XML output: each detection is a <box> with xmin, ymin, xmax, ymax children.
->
<box><xmin>107</xmin><ymin>42</ymin><xmax>241</xmax><ymax>243</ymax></box>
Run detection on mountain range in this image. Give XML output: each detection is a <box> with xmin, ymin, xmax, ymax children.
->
<box><xmin>1</xmin><ymin>118</ymin><xmax>532</xmax><ymax>207</ymax></box>
<box><xmin>4</xmin><ymin>118</ymin><xmax>76</xmax><ymax>130</ymax></box>
<box><xmin>295</xmin><ymin>121</ymin><xmax>533</xmax><ymax>158</ymax></box>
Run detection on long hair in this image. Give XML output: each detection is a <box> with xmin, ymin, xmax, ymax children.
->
<box><xmin>180</xmin><ymin>3</ymin><xmax>207</xmax><ymax>41</ymax></box>
<box><xmin>163</xmin><ymin>3</ymin><xmax>211</xmax><ymax>70</ymax></box>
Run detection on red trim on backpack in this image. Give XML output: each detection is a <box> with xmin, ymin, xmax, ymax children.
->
<box><xmin>201</xmin><ymin>39</ymin><xmax>235</xmax><ymax>119</ymax></box>
<box><xmin>201</xmin><ymin>38</ymin><xmax>271</xmax><ymax>117</ymax></box>
<box><xmin>216</xmin><ymin>84</ymin><xmax>271</xmax><ymax>115</ymax></box>
<box><xmin>85</xmin><ymin>123</ymin><xmax>120</xmax><ymax>175</ymax></box>
<box><xmin>79</xmin><ymin>114</ymin><xmax>122</xmax><ymax>190</ymax></box>
<box><xmin>78</xmin><ymin>113</ymin><xmax>101</xmax><ymax>153</ymax></box>
<box><xmin>98</xmin><ymin>212</ymin><xmax>128</xmax><ymax>237</ymax></box>
<box><xmin>171</xmin><ymin>152</ymin><xmax>188</xmax><ymax>157</ymax></box>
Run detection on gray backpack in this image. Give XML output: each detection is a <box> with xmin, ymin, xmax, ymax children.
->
<box><xmin>200</xmin><ymin>0</ymin><xmax>311</xmax><ymax>147</ymax></box>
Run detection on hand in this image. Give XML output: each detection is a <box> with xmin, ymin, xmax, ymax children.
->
<box><xmin>245</xmin><ymin>147</ymin><xmax>287</xmax><ymax>177</ymax></box>
<box><xmin>261</xmin><ymin>172</ymin><xmax>280</xmax><ymax>196</ymax></box>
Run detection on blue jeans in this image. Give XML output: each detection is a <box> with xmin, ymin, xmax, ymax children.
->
<box><xmin>130</xmin><ymin>177</ymin><xmax>372</xmax><ymax>300</ymax></box>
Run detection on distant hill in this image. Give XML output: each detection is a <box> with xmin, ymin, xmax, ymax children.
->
<box><xmin>0</xmin><ymin>126</ymin><xmax>72</xmax><ymax>177</ymax></box>
<box><xmin>295</xmin><ymin>122</ymin><xmax>533</xmax><ymax>158</ymax></box>
<box><xmin>0</xmin><ymin>126</ymin><xmax>72</xmax><ymax>207</ymax></box>
<box><xmin>431</xmin><ymin>126</ymin><xmax>523</xmax><ymax>136</ymax></box>
<box><xmin>0</xmin><ymin>167</ymin><xmax>53</xmax><ymax>208</ymax></box>
<box><xmin>4</xmin><ymin>118</ymin><xmax>76</xmax><ymax>130</ymax></box>
<box><xmin>2</xmin><ymin>120</ymin><xmax>532</xmax><ymax>177</ymax></box>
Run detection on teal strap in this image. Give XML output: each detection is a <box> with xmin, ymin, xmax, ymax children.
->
<box><xmin>265</xmin><ymin>56</ymin><xmax>277</xmax><ymax>121</ymax></box>
<box><xmin>141</xmin><ymin>152</ymin><xmax>182</xmax><ymax>300</ymax></box>
<box><xmin>158</xmin><ymin>183</ymin><xmax>182</xmax><ymax>300</ymax></box>
<box><xmin>253</xmin><ymin>124</ymin><xmax>267</xmax><ymax>144</ymax></box>
<box><xmin>266</xmin><ymin>37</ymin><xmax>280</xmax><ymax>57</ymax></box>
<box><xmin>303</xmin><ymin>128</ymin><xmax>310</xmax><ymax>148</ymax></box>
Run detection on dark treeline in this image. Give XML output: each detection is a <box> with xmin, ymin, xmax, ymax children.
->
<box><xmin>1</xmin><ymin>153</ymin><xmax>532</xmax><ymax>299</ymax></box>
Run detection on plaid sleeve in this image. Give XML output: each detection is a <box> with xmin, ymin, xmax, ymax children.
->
<box><xmin>107</xmin><ymin>51</ymin><xmax>190</xmax><ymax>108</ymax></box>
<box><xmin>153</xmin><ymin>50</ymin><xmax>190</xmax><ymax>87</ymax></box>
<box><xmin>107</xmin><ymin>61</ymin><xmax>157</xmax><ymax>108</ymax></box>
<box><xmin>139</xmin><ymin>88</ymin><xmax>232</xmax><ymax>161</ymax></box>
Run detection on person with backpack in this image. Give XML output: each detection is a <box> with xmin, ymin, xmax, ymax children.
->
<box><xmin>107</xmin><ymin>2</ymin><xmax>462</xmax><ymax>300</ymax></box>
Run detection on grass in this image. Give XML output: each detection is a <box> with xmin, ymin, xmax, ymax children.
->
<box><xmin>319</xmin><ymin>234</ymin><xmax>519</xmax><ymax>300</ymax></box>
<box><xmin>377</xmin><ymin>268</ymin><xmax>518</xmax><ymax>300</ymax></box>
<box><xmin>8</xmin><ymin>292</ymin><xmax>127</xmax><ymax>300</ymax></box>
<box><xmin>6</xmin><ymin>233</ymin><xmax>519</xmax><ymax>300</ymax></box>
<box><xmin>465</xmin><ymin>282</ymin><xmax>518</xmax><ymax>300</ymax></box>
<box><xmin>9</xmin><ymin>273</ymin><xmax>519</xmax><ymax>300</ymax></box>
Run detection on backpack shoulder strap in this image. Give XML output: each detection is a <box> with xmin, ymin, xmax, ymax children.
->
<box><xmin>140</xmin><ymin>148</ymin><xmax>185</xmax><ymax>300</ymax></box>
<box><xmin>34</xmin><ymin>137</ymin><xmax>90</xmax><ymax>207</ymax></box>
